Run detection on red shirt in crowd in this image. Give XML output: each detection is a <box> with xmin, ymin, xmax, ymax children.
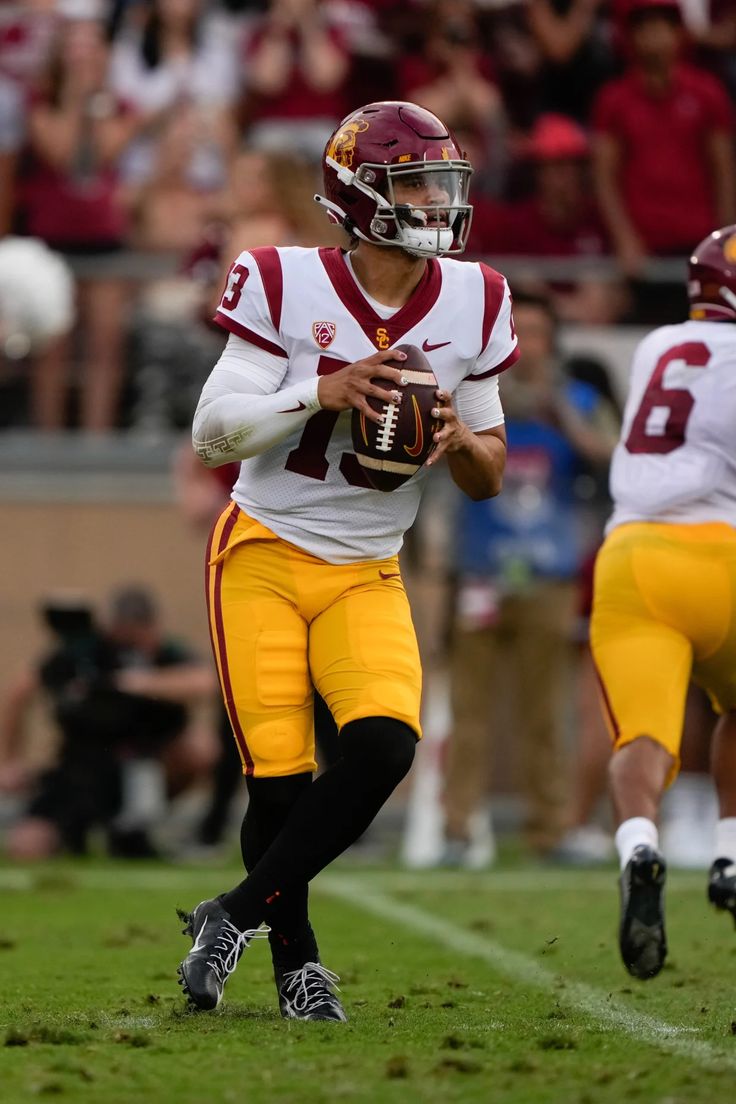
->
<box><xmin>591</xmin><ymin>63</ymin><xmax>733</xmax><ymax>252</ymax></box>
<box><xmin>245</xmin><ymin>26</ymin><xmax>350</xmax><ymax>123</ymax></box>
<box><xmin>468</xmin><ymin>196</ymin><xmax>608</xmax><ymax>257</ymax></box>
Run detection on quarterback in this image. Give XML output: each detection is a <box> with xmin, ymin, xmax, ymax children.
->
<box><xmin>177</xmin><ymin>101</ymin><xmax>518</xmax><ymax>1020</ymax></box>
<box><xmin>591</xmin><ymin>225</ymin><xmax>736</xmax><ymax>980</ymax></box>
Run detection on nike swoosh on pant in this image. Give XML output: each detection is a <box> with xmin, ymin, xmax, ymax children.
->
<box><xmin>379</xmin><ymin>571</ymin><xmax>401</xmax><ymax>580</ymax></box>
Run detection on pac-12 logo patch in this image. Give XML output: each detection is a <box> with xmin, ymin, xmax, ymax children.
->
<box><xmin>313</xmin><ymin>321</ymin><xmax>336</xmax><ymax>349</ymax></box>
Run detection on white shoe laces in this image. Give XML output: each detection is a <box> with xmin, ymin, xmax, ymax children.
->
<box><xmin>280</xmin><ymin>962</ymin><xmax>341</xmax><ymax>1013</ymax></box>
<box><xmin>208</xmin><ymin>922</ymin><xmax>269</xmax><ymax>984</ymax></box>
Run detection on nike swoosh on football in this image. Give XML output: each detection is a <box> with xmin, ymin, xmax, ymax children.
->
<box><xmin>279</xmin><ymin>401</ymin><xmax>307</xmax><ymax>413</ymax></box>
<box><xmin>379</xmin><ymin>570</ymin><xmax>401</xmax><ymax>580</ymax></box>
<box><xmin>422</xmin><ymin>339</ymin><xmax>451</xmax><ymax>352</ymax></box>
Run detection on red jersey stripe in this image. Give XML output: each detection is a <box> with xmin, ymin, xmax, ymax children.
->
<box><xmin>213</xmin><ymin>311</ymin><xmax>287</xmax><ymax>357</ymax></box>
<box><xmin>480</xmin><ymin>262</ymin><xmax>507</xmax><ymax>353</ymax></box>
<box><xmin>251</xmin><ymin>246</ymin><xmax>284</xmax><ymax>332</ymax></box>
<box><xmin>463</xmin><ymin>344</ymin><xmax>520</xmax><ymax>381</ymax></box>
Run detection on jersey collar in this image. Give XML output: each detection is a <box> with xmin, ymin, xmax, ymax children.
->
<box><xmin>318</xmin><ymin>247</ymin><xmax>442</xmax><ymax>350</ymax></box>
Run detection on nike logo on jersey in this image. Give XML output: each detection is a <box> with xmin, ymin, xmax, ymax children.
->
<box><xmin>379</xmin><ymin>570</ymin><xmax>401</xmax><ymax>580</ymax></box>
<box><xmin>422</xmin><ymin>339</ymin><xmax>451</xmax><ymax>352</ymax></box>
<box><xmin>279</xmin><ymin>402</ymin><xmax>307</xmax><ymax>413</ymax></box>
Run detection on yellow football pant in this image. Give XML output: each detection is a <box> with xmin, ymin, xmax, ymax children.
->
<box><xmin>591</xmin><ymin>521</ymin><xmax>736</xmax><ymax>779</ymax></box>
<box><xmin>205</xmin><ymin>503</ymin><xmax>422</xmax><ymax>777</ymax></box>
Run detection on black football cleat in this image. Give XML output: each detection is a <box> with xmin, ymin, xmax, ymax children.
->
<box><xmin>275</xmin><ymin>962</ymin><xmax>348</xmax><ymax>1022</ymax></box>
<box><xmin>177</xmin><ymin>897</ymin><xmax>267</xmax><ymax>1010</ymax></box>
<box><xmin>619</xmin><ymin>844</ymin><xmax>667</xmax><ymax>980</ymax></box>
<box><xmin>708</xmin><ymin>858</ymin><xmax>736</xmax><ymax>926</ymax></box>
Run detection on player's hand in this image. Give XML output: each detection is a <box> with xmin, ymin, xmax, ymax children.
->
<box><xmin>317</xmin><ymin>348</ymin><xmax>407</xmax><ymax>425</ymax></box>
<box><xmin>426</xmin><ymin>389</ymin><xmax>472</xmax><ymax>466</ymax></box>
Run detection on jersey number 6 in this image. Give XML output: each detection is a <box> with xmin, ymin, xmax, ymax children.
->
<box><xmin>624</xmin><ymin>342</ymin><xmax>710</xmax><ymax>454</ymax></box>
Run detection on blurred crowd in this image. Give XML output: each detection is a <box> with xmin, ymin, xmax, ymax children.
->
<box><xmin>0</xmin><ymin>0</ymin><xmax>729</xmax><ymax>866</ymax></box>
<box><xmin>0</xmin><ymin>0</ymin><xmax>734</xmax><ymax>431</ymax></box>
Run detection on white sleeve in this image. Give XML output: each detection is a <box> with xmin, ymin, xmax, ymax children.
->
<box><xmin>192</xmin><ymin>335</ymin><xmax>321</xmax><ymax>466</ymax></box>
<box><xmin>454</xmin><ymin>374</ymin><xmax>505</xmax><ymax>432</ymax></box>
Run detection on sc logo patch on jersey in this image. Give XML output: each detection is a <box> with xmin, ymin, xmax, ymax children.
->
<box><xmin>313</xmin><ymin>321</ymin><xmax>336</xmax><ymax>349</ymax></box>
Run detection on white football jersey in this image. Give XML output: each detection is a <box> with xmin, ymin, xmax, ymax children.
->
<box><xmin>213</xmin><ymin>246</ymin><xmax>518</xmax><ymax>562</ymax></box>
<box><xmin>608</xmin><ymin>319</ymin><xmax>736</xmax><ymax>531</ymax></box>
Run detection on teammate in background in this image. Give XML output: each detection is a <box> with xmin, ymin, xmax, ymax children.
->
<box><xmin>591</xmin><ymin>225</ymin><xmax>736</xmax><ymax>980</ymax></box>
<box><xmin>177</xmin><ymin>100</ymin><xmax>518</xmax><ymax>1021</ymax></box>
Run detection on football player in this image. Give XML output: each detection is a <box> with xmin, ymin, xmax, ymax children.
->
<box><xmin>591</xmin><ymin>225</ymin><xmax>736</xmax><ymax>980</ymax></box>
<box><xmin>178</xmin><ymin>101</ymin><xmax>518</xmax><ymax>1020</ymax></box>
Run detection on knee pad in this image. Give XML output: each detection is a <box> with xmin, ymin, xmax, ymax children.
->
<box><xmin>340</xmin><ymin>716</ymin><xmax>417</xmax><ymax>786</ymax></box>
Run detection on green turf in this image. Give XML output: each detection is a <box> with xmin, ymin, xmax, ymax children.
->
<box><xmin>1</xmin><ymin>859</ymin><xmax>734</xmax><ymax>1103</ymax></box>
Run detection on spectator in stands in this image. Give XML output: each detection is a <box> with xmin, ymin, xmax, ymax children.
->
<box><xmin>398</xmin><ymin>0</ymin><xmax>505</xmax><ymax>194</ymax></box>
<box><xmin>592</xmin><ymin>0</ymin><xmax>735</xmax><ymax>319</ymax></box>
<box><xmin>125</xmin><ymin>102</ymin><xmax>230</xmax><ymax>253</ymax></box>
<box><xmin>687</xmin><ymin>1</ymin><xmax>736</xmax><ymax>101</ymax></box>
<box><xmin>109</xmin><ymin>0</ymin><xmax>239</xmax><ymax>191</ymax></box>
<box><xmin>191</xmin><ymin>148</ymin><xmax>341</xmax><ymax>321</ymax></box>
<box><xmin>470</xmin><ymin>113</ymin><xmax>627</xmax><ymax>324</ymax></box>
<box><xmin>0</xmin><ymin>0</ymin><xmax>57</xmax><ymax>91</ymax></box>
<box><xmin>0</xmin><ymin>586</ymin><xmax>217</xmax><ymax>860</ymax></box>
<box><xmin>525</xmin><ymin>0</ymin><xmax>614</xmax><ymax>123</ymax></box>
<box><xmin>242</xmin><ymin>0</ymin><xmax>352</xmax><ymax>161</ymax></box>
<box><xmin>0</xmin><ymin>72</ymin><xmax>24</xmax><ymax>235</ymax></box>
<box><xmin>442</xmin><ymin>292</ymin><xmax>617</xmax><ymax>864</ymax></box>
<box><xmin>21</xmin><ymin>6</ymin><xmax>139</xmax><ymax>431</ymax></box>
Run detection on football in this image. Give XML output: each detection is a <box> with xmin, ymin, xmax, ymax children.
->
<box><xmin>351</xmin><ymin>343</ymin><xmax>442</xmax><ymax>492</ymax></box>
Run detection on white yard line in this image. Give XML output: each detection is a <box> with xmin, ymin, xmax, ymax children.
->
<box><xmin>320</xmin><ymin>874</ymin><xmax>736</xmax><ymax>1073</ymax></box>
<box><xmin>0</xmin><ymin>866</ymin><xmax>706</xmax><ymax>894</ymax></box>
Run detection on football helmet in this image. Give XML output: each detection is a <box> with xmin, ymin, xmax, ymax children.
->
<box><xmin>315</xmin><ymin>101</ymin><xmax>473</xmax><ymax>258</ymax></box>
<box><xmin>688</xmin><ymin>224</ymin><xmax>736</xmax><ymax>322</ymax></box>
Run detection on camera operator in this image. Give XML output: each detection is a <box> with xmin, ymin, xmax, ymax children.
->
<box><xmin>0</xmin><ymin>586</ymin><xmax>216</xmax><ymax>859</ymax></box>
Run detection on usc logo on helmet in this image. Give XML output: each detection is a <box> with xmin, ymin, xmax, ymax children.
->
<box><xmin>724</xmin><ymin>234</ymin><xmax>736</xmax><ymax>264</ymax></box>
<box><xmin>327</xmin><ymin>118</ymin><xmax>370</xmax><ymax>169</ymax></box>
<box><xmin>375</xmin><ymin>327</ymin><xmax>390</xmax><ymax>350</ymax></box>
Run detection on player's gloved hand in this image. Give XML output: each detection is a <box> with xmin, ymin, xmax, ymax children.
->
<box><xmin>317</xmin><ymin>349</ymin><xmax>407</xmax><ymax>425</ymax></box>
<box><xmin>426</xmin><ymin>390</ymin><xmax>472</xmax><ymax>465</ymax></box>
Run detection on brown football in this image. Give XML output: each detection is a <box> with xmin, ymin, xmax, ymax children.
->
<box><xmin>351</xmin><ymin>343</ymin><xmax>442</xmax><ymax>492</ymax></box>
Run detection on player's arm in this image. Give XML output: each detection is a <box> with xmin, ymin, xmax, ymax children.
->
<box><xmin>193</xmin><ymin>335</ymin><xmax>407</xmax><ymax>467</ymax></box>
<box><xmin>591</xmin><ymin>131</ymin><xmax>646</xmax><ymax>276</ymax></box>
<box><xmin>426</xmin><ymin>376</ymin><xmax>507</xmax><ymax>500</ymax></box>
<box><xmin>115</xmin><ymin>663</ymin><xmax>217</xmax><ymax>702</ymax></box>
<box><xmin>192</xmin><ymin>335</ymin><xmax>321</xmax><ymax>466</ymax></box>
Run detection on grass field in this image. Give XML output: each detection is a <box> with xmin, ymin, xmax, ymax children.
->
<box><xmin>1</xmin><ymin>858</ymin><xmax>735</xmax><ymax>1104</ymax></box>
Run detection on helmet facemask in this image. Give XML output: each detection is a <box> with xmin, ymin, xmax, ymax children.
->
<box><xmin>322</xmin><ymin>157</ymin><xmax>473</xmax><ymax>257</ymax></box>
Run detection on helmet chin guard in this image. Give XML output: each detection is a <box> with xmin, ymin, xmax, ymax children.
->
<box><xmin>316</xmin><ymin>102</ymin><xmax>473</xmax><ymax>258</ymax></box>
